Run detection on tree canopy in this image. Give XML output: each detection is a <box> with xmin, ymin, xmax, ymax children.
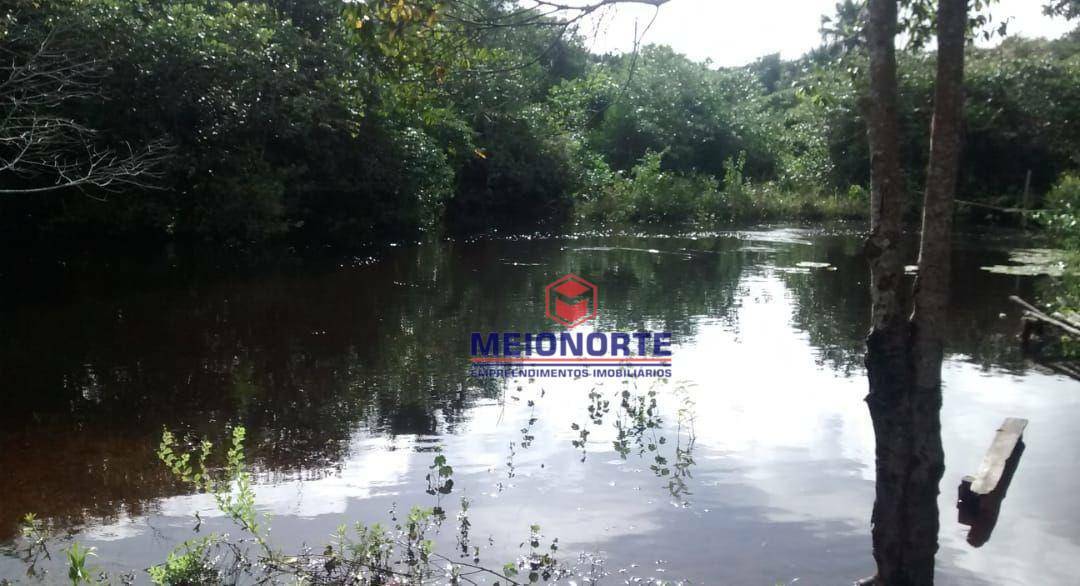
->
<box><xmin>0</xmin><ymin>0</ymin><xmax>1077</xmax><ymax>246</ymax></box>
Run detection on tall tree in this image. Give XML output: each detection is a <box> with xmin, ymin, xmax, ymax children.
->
<box><xmin>862</xmin><ymin>0</ymin><xmax>915</xmax><ymax>581</ymax></box>
<box><xmin>861</xmin><ymin>0</ymin><xmax>967</xmax><ymax>583</ymax></box>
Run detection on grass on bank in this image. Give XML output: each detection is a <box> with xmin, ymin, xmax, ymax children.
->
<box><xmin>574</xmin><ymin>151</ymin><xmax>867</xmax><ymax>229</ymax></box>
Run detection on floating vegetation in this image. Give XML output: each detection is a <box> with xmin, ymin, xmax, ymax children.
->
<box><xmin>795</xmin><ymin>261</ymin><xmax>836</xmax><ymax>270</ymax></box>
<box><xmin>981</xmin><ymin>248</ymin><xmax>1072</xmax><ymax>276</ymax></box>
<box><xmin>739</xmin><ymin>245</ymin><xmax>780</xmax><ymax>253</ymax></box>
<box><xmin>732</xmin><ymin>229</ymin><xmax>814</xmax><ymax>246</ymax></box>
<box><xmin>569</xmin><ymin>422</ymin><xmax>591</xmax><ymax>461</ymax></box>
<box><xmin>499</xmin><ymin>259</ymin><xmax>544</xmax><ymax>266</ymax></box>
<box><xmin>587</xmin><ymin>388</ymin><xmax>610</xmax><ymax>425</ymax></box>
<box><xmin>571</xmin><ymin>246</ymin><xmax>684</xmax><ymax>257</ymax></box>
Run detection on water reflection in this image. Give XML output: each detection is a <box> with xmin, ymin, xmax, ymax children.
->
<box><xmin>958</xmin><ymin>438</ymin><xmax>1025</xmax><ymax>548</ymax></box>
<box><xmin>0</xmin><ymin>228</ymin><xmax>1076</xmax><ymax>584</ymax></box>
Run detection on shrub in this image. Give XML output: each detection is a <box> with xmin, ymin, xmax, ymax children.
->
<box><xmin>620</xmin><ymin>151</ymin><xmax>719</xmax><ymax>225</ymax></box>
<box><xmin>1040</xmin><ymin>173</ymin><xmax>1080</xmax><ymax>248</ymax></box>
<box><xmin>148</xmin><ymin>538</ymin><xmax>220</xmax><ymax>586</ymax></box>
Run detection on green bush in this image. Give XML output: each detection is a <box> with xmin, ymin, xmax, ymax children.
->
<box><xmin>1040</xmin><ymin>174</ymin><xmax>1080</xmax><ymax>248</ymax></box>
<box><xmin>702</xmin><ymin>152</ymin><xmax>754</xmax><ymax>220</ymax></box>
<box><xmin>148</xmin><ymin>538</ymin><xmax>220</xmax><ymax>586</ymax></box>
<box><xmin>628</xmin><ymin>152</ymin><xmax>717</xmax><ymax>224</ymax></box>
<box><xmin>1038</xmin><ymin>174</ymin><xmax>1080</xmax><ymax>354</ymax></box>
<box><xmin>575</xmin><ymin>149</ymin><xmax>867</xmax><ymax>228</ymax></box>
<box><xmin>580</xmin><ymin>151</ymin><xmax>718</xmax><ymax>226</ymax></box>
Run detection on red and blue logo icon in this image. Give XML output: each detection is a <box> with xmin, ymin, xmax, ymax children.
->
<box><xmin>545</xmin><ymin>273</ymin><xmax>598</xmax><ymax>328</ymax></box>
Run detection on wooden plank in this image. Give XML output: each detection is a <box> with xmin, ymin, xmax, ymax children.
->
<box><xmin>970</xmin><ymin>418</ymin><xmax>1029</xmax><ymax>495</ymax></box>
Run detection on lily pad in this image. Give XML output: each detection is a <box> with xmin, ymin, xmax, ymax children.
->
<box><xmin>740</xmin><ymin>245</ymin><xmax>779</xmax><ymax>253</ymax></box>
<box><xmin>980</xmin><ymin>248</ymin><xmax>1071</xmax><ymax>277</ymax></box>
<box><xmin>574</xmin><ymin>246</ymin><xmax>664</xmax><ymax>255</ymax></box>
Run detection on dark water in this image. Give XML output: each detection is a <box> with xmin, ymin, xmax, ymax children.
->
<box><xmin>1</xmin><ymin>227</ymin><xmax>1077</xmax><ymax>584</ymax></box>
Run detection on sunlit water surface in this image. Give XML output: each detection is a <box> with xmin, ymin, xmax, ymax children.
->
<box><xmin>1</xmin><ymin>227</ymin><xmax>1077</xmax><ymax>584</ymax></box>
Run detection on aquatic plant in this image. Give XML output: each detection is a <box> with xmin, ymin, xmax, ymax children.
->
<box><xmin>155</xmin><ymin>428</ymin><xmax>577</xmax><ymax>584</ymax></box>
<box><xmin>8</xmin><ymin>378</ymin><xmax>702</xmax><ymax>585</ymax></box>
<box><xmin>147</xmin><ymin>538</ymin><xmax>220</xmax><ymax>585</ymax></box>
<box><xmin>64</xmin><ymin>543</ymin><xmax>95</xmax><ymax>585</ymax></box>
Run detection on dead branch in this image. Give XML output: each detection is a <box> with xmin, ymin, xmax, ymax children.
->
<box><xmin>0</xmin><ymin>22</ymin><xmax>171</xmax><ymax>196</ymax></box>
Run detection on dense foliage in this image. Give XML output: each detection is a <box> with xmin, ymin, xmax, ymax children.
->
<box><xmin>1039</xmin><ymin>173</ymin><xmax>1080</xmax><ymax>334</ymax></box>
<box><xmin>1</xmin><ymin>1</ymin><xmax>1078</xmax><ymax>246</ymax></box>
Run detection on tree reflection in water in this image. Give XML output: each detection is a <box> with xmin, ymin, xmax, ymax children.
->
<box><xmin>0</xmin><ymin>230</ymin><xmax>1049</xmax><ymax>579</ymax></box>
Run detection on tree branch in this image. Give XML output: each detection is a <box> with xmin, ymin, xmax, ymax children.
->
<box><xmin>0</xmin><ymin>21</ymin><xmax>171</xmax><ymax>196</ymax></box>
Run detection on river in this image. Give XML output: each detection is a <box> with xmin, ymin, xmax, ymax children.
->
<box><xmin>0</xmin><ymin>226</ymin><xmax>1076</xmax><ymax>584</ymax></box>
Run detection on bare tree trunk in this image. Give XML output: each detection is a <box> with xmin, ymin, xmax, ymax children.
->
<box><xmin>903</xmin><ymin>0</ymin><xmax>968</xmax><ymax>581</ymax></box>
<box><xmin>862</xmin><ymin>0</ymin><xmax>967</xmax><ymax>583</ymax></box>
<box><xmin>863</xmin><ymin>0</ymin><xmax>915</xmax><ymax>582</ymax></box>
<box><xmin>915</xmin><ymin>0</ymin><xmax>965</xmax><ymax>389</ymax></box>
